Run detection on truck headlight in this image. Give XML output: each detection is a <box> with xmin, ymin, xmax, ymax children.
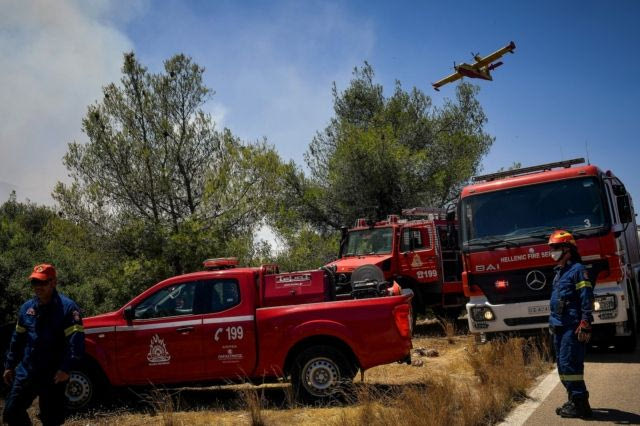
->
<box><xmin>593</xmin><ymin>295</ymin><xmax>616</xmax><ymax>311</ymax></box>
<box><xmin>471</xmin><ymin>306</ymin><xmax>495</xmax><ymax>321</ymax></box>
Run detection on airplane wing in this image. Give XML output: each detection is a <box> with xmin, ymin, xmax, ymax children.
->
<box><xmin>432</xmin><ymin>71</ymin><xmax>462</xmax><ymax>91</ymax></box>
<box><xmin>473</xmin><ymin>41</ymin><xmax>516</xmax><ymax>69</ymax></box>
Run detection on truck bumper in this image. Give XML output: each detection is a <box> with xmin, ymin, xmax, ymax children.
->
<box><xmin>466</xmin><ymin>283</ymin><xmax>629</xmax><ymax>335</ymax></box>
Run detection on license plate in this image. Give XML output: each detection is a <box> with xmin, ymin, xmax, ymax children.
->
<box><xmin>596</xmin><ymin>299</ymin><xmax>615</xmax><ymax>311</ymax></box>
<box><xmin>528</xmin><ymin>305</ymin><xmax>550</xmax><ymax>314</ymax></box>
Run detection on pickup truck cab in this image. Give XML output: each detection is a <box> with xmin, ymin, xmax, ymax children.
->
<box><xmin>68</xmin><ymin>260</ymin><xmax>413</xmax><ymax>408</ymax></box>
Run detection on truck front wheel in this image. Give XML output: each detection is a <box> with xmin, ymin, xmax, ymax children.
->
<box><xmin>66</xmin><ymin>369</ymin><xmax>94</xmax><ymax>411</ymax></box>
<box><xmin>291</xmin><ymin>345</ymin><xmax>356</xmax><ymax>404</ymax></box>
<box><xmin>65</xmin><ymin>362</ymin><xmax>109</xmax><ymax>411</ymax></box>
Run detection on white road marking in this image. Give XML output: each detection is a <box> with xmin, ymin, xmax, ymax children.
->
<box><xmin>498</xmin><ymin>368</ymin><xmax>560</xmax><ymax>426</ymax></box>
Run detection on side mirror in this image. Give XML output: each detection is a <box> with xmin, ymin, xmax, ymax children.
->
<box><xmin>123</xmin><ymin>306</ymin><xmax>134</xmax><ymax>324</ymax></box>
<box><xmin>617</xmin><ymin>195</ymin><xmax>633</xmax><ymax>223</ymax></box>
<box><xmin>338</xmin><ymin>226</ymin><xmax>348</xmax><ymax>258</ymax></box>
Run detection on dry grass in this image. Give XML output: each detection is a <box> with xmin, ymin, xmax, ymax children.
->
<box><xmin>144</xmin><ymin>388</ymin><xmax>180</xmax><ymax>426</ymax></box>
<box><xmin>237</xmin><ymin>387</ymin><xmax>267</xmax><ymax>426</ymax></box>
<box><xmin>336</xmin><ymin>336</ymin><xmax>551</xmax><ymax>426</ymax></box>
<box><xmin>436</xmin><ymin>317</ymin><xmax>458</xmax><ymax>344</ymax></box>
<box><xmin>39</xmin><ymin>326</ymin><xmax>553</xmax><ymax>426</ymax></box>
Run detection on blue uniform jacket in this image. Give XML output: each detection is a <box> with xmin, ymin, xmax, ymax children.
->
<box><xmin>4</xmin><ymin>290</ymin><xmax>84</xmax><ymax>375</ymax></box>
<box><xmin>549</xmin><ymin>261</ymin><xmax>594</xmax><ymax>327</ymax></box>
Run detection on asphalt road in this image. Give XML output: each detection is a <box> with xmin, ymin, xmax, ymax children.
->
<box><xmin>522</xmin><ymin>344</ymin><xmax>640</xmax><ymax>425</ymax></box>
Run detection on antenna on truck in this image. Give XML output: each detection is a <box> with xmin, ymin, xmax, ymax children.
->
<box><xmin>471</xmin><ymin>158</ymin><xmax>585</xmax><ymax>183</ymax></box>
<box><xmin>585</xmin><ymin>140</ymin><xmax>591</xmax><ymax>165</ymax></box>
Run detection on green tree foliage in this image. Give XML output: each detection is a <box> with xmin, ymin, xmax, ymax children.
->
<box><xmin>54</xmin><ymin>53</ymin><xmax>285</xmax><ymax>277</ymax></box>
<box><xmin>0</xmin><ymin>192</ymin><xmax>155</xmax><ymax>322</ymax></box>
<box><xmin>291</xmin><ymin>62</ymin><xmax>494</xmax><ymax>229</ymax></box>
<box><xmin>0</xmin><ymin>193</ymin><xmax>54</xmax><ymax>323</ymax></box>
<box><xmin>272</xmin><ymin>225</ymin><xmax>339</xmax><ymax>272</ymax></box>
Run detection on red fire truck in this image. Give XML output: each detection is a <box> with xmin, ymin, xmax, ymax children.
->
<box><xmin>325</xmin><ymin>208</ymin><xmax>466</xmax><ymax>320</ymax></box>
<box><xmin>66</xmin><ymin>259</ymin><xmax>412</xmax><ymax>409</ymax></box>
<box><xmin>459</xmin><ymin>159</ymin><xmax>640</xmax><ymax>350</ymax></box>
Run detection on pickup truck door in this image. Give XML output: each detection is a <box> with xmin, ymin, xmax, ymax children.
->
<box><xmin>201</xmin><ymin>277</ymin><xmax>257</xmax><ymax>379</ymax></box>
<box><xmin>398</xmin><ymin>224</ymin><xmax>440</xmax><ymax>283</ymax></box>
<box><xmin>115</xmin><ymin>280</ymin><xmax>206</xmax><ymax>384</ymax></box>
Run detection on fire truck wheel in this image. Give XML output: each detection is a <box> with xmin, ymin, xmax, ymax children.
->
<box><xmin>291</xmin><ymin>345</ymin><xmax>356</xmax><ymax>404</ymax></box>
<box><xmin>351</xmin><ymin>264</ymin><xmax>385</xmax><ymax>283</ymax></box>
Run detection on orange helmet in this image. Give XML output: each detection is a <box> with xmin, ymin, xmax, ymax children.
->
<box><xmin>548</xmin><ymin>230</ymin><xmax>576</xmax><ymax>247</ymax></box>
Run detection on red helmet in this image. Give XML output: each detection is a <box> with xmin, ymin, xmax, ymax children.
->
<box><xmin>548</xmin><ymin>230</ymin><xmax>576</xmax><ymax>247</ymax></box>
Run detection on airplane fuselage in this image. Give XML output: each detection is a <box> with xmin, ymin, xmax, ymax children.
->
<box><xmin>455</xmin><ymin>64</ymin><xmax>492</xmax><ymax>81</ymax></box>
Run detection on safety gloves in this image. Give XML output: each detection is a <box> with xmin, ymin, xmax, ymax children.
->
<box><xmin>575</xmin><ymin>320</ymin><xmax>592</xmax><ymax>343</ymax></box>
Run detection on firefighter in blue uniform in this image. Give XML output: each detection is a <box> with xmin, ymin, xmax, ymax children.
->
<box><xmin>3</xmin><ymin>264</ymin><xmax>84</xmax><ymax>426</ymax></box>
<box><xmin>548</xmin><ymin>230</ymin><xmax>594</xmax><ymax>418</ymax></box>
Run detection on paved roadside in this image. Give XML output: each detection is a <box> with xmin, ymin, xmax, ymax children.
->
<box><xmin>522</xmin><ymin>344</ymin><xmax>640</xmax><ymax>425</ymax></box>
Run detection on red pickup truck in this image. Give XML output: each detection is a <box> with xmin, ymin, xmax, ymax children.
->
<box><xmin>66</xmin><ymin>259</ymin><xmax>413</xmax><ymax>408</ymax></box>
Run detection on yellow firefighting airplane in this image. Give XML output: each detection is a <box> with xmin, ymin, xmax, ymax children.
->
<box><xmin>432</xmin><ymin>41</ymin><xmax>516</xmax><ymax>91</ymax></box>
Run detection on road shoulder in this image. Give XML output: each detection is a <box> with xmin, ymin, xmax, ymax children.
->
<box><xmin>498</xmin><ymin>368</ymin><xmax>559</xmax><ymax>426</ymax></box>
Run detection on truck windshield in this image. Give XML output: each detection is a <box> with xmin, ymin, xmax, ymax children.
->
<box><xmin>461</xmin><ymin>177</ymin><xmax>607</xmax><ymax>245</ymax></box>
<box><xmin>344</xmin><ymin>227</ymin><xmax>393</xmax><ymax>256</ymax></box>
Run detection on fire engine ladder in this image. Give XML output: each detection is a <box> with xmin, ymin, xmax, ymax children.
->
<box><xmin>440</xmin><ymin>248</ymin><xmax>461</xmax><ymax>283</ymax></box>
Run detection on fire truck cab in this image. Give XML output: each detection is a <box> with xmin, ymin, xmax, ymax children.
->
<box><xmin>326</xmin><ymin>208</ymin><xmax>466</xmax><ymax>319</ymax></box>
<box><xmin>459</xmin><ymin>159</ymin><xmax>640</xmax><ymax>351</ymax></box>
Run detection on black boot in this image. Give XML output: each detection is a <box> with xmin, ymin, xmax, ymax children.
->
<box><xmin>555</xmin><ymin>391</ymin><xmax>572</xmax><ymax>415</ymax></box>
<box><xmin>555</xmin><ymin>401</ymin><xmax>571</xmax><ymax>415</ymax></box>
<box><xmin>576</xmin><ymin>393</ymin><xmax>593</xmax><ymax>418</ymax></box>
<box><xmin>558</xmin><ymin>394</ymin><xmax>592</xmax><ymax>418</ymax></box>
<box><xmin>557</xmin><ymin>400</ymin><xmax>579</xmax><ymax>418</ymax></box>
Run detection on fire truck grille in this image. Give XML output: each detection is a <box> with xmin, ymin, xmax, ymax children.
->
<box><xmin>469</xmin><ymin>267</ymin><xmax>556</xmax><ymax>304</ymax></box>
<box><xmin>470</xmin><ymin>260</ymin><xmax>608</xmax><ymax>305</ymax></box>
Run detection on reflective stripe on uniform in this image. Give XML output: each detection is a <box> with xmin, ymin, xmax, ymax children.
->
<box><xmin>559</xmin><ymin>374</ymin><xmax>584</xmax><ymax>381</ymax></box>
<box><xmin>64</xmin><ymin>324</ymin><xmax>84</xmax><ymax>337</ymax></box>
<box><xmin>575</xmin><ymin>281</ymin><xmax>591</xmax><ymax>290</ymax></box>
<box><xmin>15</xmin><ymin>324</ymin><xmax>26</xmax><ymax>333</ymax></box>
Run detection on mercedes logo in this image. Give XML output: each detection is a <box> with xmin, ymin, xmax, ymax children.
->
<box><xmin>525</xmin><ymin>270</ymin><xmax>546</xmax><ymax>291</ymax></box>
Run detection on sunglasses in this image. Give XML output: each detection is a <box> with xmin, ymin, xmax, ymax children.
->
<box><xmin>30</xmin><ymin>280</ymin><xmax>52</xmax><ymax>287</ymax></box>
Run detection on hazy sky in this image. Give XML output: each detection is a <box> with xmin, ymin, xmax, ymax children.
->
<box><xmin>1</xmin><ymin>0</ymin><xmax>639</xmax><ymax>207</ymax></box>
